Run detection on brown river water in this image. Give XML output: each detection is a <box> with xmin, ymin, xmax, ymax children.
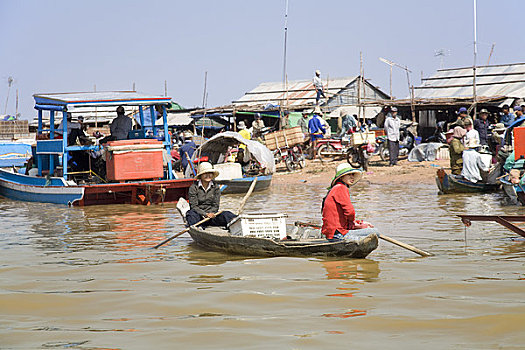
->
<box><xmin>1</xmin><ymin>181</ymin><xmax>524</xmax><ymax>349</ymax></box>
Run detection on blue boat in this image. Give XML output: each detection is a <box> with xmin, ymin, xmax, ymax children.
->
<box><xmin>435</xmin><ymin>168</ymin><xmax>500</xmax><ymax>194</ymax></box>
<box><xmin>0</xmin><ymin>91</ymin><xmax>193</xmax><ymax>206</ymax></box>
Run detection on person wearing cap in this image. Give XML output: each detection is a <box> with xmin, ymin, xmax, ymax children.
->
<box><xmin>474</xmin><ymin>109</ymin><xmax>490</xmax><ymax>145</ymax></box>
<box><xmin>449</xmin><ymin>126</ymin><xmax>466</xmax><ymax>175</ymax></box>
<box><xmin>448</xmin><ymin>107</ymin><xmax>468</xmax><ymax>130</ymax></box>
<box><xmin>252</xmin><ymin>113</ymin><xmax>265</xmax><ymax>138</ymax></box>
<box><xmin>308</xmin><ymin>108</ymin><xmax>326</xmax><ymax>157</ymax></box>
<box><xmin>499</xmin><ymin>104</ymin><xmax>515</xmax><ymax>127</ymax></box>
<box><xmin>186</xmin><ymin>162</ymin><xmax>237</xmax><ymax>228</ymax></box>
<box><xmin>313</xmin><ymin>70</ymin><xmax>326</xmax><ymax>105</ymax></box>
<box><xmin>179</xmin><ymin>131</ymin><xmax>197</xmax><ymax>174</ymax></box>
<box><xmin>461</xmin><ymin>138</ymin><xmax>490</xmax><ymax>183</ymax></box>
<box><xmin>321</xmin><ymin>163</ymin><xmax>374</xmax><ymax>241</ymax></box>
<box><xmin>384</xmin><ymin>107</ymin><xmax>401</xmax><ymax>166</ymax></box>
<box><xmin>514</xmin><ymin>105</ymin><xmax>523</xmax><ymax>120</ymax></box>
<box><xmin>463</xmin><ymin>117</ymin><xmax>480</xmax><ymax>147</ymax></box>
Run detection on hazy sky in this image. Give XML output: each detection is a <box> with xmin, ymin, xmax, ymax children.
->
<box><xmin>1</xmin><ymin>0</ymin><xmax>524</xmax><ymax>119</ymax></box>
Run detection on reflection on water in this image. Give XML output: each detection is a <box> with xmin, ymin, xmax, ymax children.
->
<box><xmin>1</xmin><ymin>182</ymin><xmax>525</xmax><ymax>349</ymax></box>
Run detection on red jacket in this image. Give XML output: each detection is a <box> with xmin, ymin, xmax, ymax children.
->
<box><xmin>321</xmin><ymin>183</ymin><xmax>356</xmax><ymax>239</ymax></box>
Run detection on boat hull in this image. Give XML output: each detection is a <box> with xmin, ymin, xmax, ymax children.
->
<box><xmin>436</xmin><ymin>169</ymin><xmax>499</xmax><ymax>194</ymax></box>
<box><xmin>0</xmin><ymin>168</ymin><xmax>194</xmax><ymax>206</ymax></box>
<box><xmin>216</xmin><ymin>175</ymin><xmax>272</xmax><ymax>194</ymax></box>
<box><xmin>188</xmin><ymin>226</ymin><xmax>378</xmax><ymax>258</ymax></box>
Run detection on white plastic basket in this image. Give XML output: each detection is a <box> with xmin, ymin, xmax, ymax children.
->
<box><xmin>228</xmin><ymin>213</ymin><xmax>287</xmax><ymax>239</ymax></box>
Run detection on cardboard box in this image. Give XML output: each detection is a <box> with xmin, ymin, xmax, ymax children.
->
<box><xmin>264</xmin><ymin>126</ymin><xmax>304</xmax><ymax>150</ymax></box>
<box><xmin>349</xmin><ymin>132</ymin><xmax>375</xmax><ymax>146</ymax></box>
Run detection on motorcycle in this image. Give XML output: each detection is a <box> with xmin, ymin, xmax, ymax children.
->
<box><xmin>347</xmin><ymin>142</ymin><xmax>372</xmax><ymax>171</ymax></box>
<box><xmin>379</xmin><ymin>121</ymin><xmax>416</xmax><ymax>161</ymax></box>
<box><xmin>274</xmin><ymin>144</ymin><xmax>305</xmax><ymax>172</ymax></box>
<box><xmin>424</xmin><ymin>120</ymin><xmax>447</xmax><ymax>144</ymax></box>
<box><xmin>316</xmin><ymin>136</ymin><xmax>350</xmax><ymax>160</ymax></box>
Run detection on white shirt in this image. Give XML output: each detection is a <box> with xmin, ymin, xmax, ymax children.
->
<box><xmin>313</xmin><ymin>76</ymin><xmax>323</xmax><ymax>90</ymax></box>
<box><xmin>464</xmin><ymin>129</ymin><xmax>480</xmax><ymax>146</ymax></box>
<box><xmin>461</xmin><ymin>149</ymin><xmax>490</xmax><ymax>183</ymax></box>
<box><xmin>384</xmin><ymin>115</ymin><xmax>401</xmax><ymax>142</ymax></box>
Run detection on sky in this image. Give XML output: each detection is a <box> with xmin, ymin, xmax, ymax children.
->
<box><xmin>1</xmin><ymin>0</ymin><xmax>524</xmax><ymax>120</ymax></box>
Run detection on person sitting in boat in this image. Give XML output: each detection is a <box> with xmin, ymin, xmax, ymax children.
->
<box><xmin>99</xmin><ymin>106</ymin><xmax>132</xmax><ymax>144</ymax></box>
<box><xmin>186</xmin><ymin>162</ymin><xmax>237</xmax><ymax>228</ymax></box>
<box><xmin>321</xmin><ymin>163</ymin><xmax>374</xmax><ymax>242</ymax></box>
<box><xmin>449</xmin><ymin>126</ymin><xmax>466</xmax><ymax>175</ymax></box>
<box><xmin>461</xmin><ymin>138</ymin><xmax>490</xmax><ymax>183</ymax></box>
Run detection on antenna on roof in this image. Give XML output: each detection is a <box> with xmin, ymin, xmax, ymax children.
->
<box><xmin>434</xmin><ymin>48</ymin><xmax>450</xmax><ymax>69</ymax></box>
<box><xmin>4</xmin><ymin>76</ymin><xmax>14</xmax><ymax>115</ymax></box>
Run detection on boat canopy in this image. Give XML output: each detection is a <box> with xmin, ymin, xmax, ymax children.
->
<box><xmin>32</xmin><ymin>91</ymin><xmax>174</xmax><ymax>180</ymax></box>
<box><xmin>33</xmin><ymin>91</ymin><xmax>172</xmax><ymax>109</ymax></box>
<box><xmin>193</xmin><ymin>131</ymin><xmax>276</xmax><ymax>174</ymax></box>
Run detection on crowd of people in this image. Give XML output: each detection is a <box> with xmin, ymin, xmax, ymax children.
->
<box><xmin>445</xmin><ymin>105</ymin><xmax>524</xmax><ymax>185</ymax></box>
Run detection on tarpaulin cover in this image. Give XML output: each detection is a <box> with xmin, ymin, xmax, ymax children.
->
<box><xmin>192</xmin><ymin>131</ymin><xmax>275</xmax><ymax>174</ymax></box>
<box><xmin>408</xmin><ymin>142</ymin><xmax>446</xmax><ymax>162</ymax></box>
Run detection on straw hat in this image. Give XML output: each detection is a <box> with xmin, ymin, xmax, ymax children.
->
<box><xmin>493</xmin><ymin>123</ymin><xmax>506</xmax><ymax>133</ymax></box>
<box><xmin>238</xmin><ymin>121</ymin><xmax>247</xmax><ymax>129</ymax></box>
<box><xmin>196</xmin><ymin>162</ymin><xmax>219</xmax><ymax>179</ymax></box>
<box><xmin>183</xmin><ymin>131</ymin><xmax>193</xmax><ymax>139</ymax></box>
<box><xmin>465</xmin><ymin>138</ymin><xmax>481</xmax><ymax>149</ymax></box>
<box><xmin>330</xmin><ymin>163</ymin><xmax>363</xmax><ymax>188</ymax></box>
<box><xmin>313</xmin><ymin>106</ymin><xmax>323</xmax><ymax>115</ymax></box>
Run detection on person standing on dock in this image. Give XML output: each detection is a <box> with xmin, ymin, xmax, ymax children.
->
<box><xmin>308</xmin><ymin>109</ymin><xmax>326</xmax><ymax>158</ymax></box>
<box><xmin>449</xmin><ymin>107</ymin><xmax>468</xmax><ymax>130</ymax></box>
<box><xmin>321</xmin><ymin>163</ymin><xmax>374</xmax><ymax>241</ymax></box>
<box><xmin>384</xmin><ymin>107</ymin><xmax>401</xmax><ymax>166</ymax></box>
<box><xmin>297</xmin><ymin>112</ymin><xmax>310</xmax><ymax>134</ymax></box>
<box><xmin>313</xmin><ymin>70</ymin><xmax>326</xmax><ymax>105</ymax></box>
<box><xmin>474</xmin><ymin>109</ymin><xmax>490</xmax><ymax>145</ymax></box>
<box><xmin>186</xmin><ymin>162</ymin><xmax>237</xmax><ymax>228</ymax></box>
<box><xmin>252</xmin><ymin>113</ymin><xmax>265</xmax><ymax>139</ymax></box>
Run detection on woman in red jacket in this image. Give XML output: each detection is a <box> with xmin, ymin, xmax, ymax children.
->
<box><xmin>322</xmin><ymin>163</ymin><xmax>374</xmax><ymax>241</ymax></box>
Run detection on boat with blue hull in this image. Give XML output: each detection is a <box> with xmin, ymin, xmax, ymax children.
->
<box><xmin>217</xmin><ymin>174</ymin><xmax>272</xmax><ymax>194</ymax></box>
<box><xmin>0</xmin><ymin>91</ymin><xmax>194</xmax><ymax>206</ymax></box>
<box><xmin>436</xmin><ymin>168</ymin><xmax>500</xmax><ymax>194</ymax></box>
<box><xmin>190</xmin><ymin>131</ymin><xmax>275</xmax><ymax>194</ymax></box>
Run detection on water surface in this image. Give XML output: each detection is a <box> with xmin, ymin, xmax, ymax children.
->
<box><xmin>1</xmin><ymin>181</ymin><xmax>524</xmax><ymax>349</ymax></box>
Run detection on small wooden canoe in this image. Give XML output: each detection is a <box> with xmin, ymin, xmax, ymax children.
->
<box><xmin>436</xmin><ymin>168</ymin><xmax>500</xmax><ymax>194</ymax></box>
<box><xmin>187</xmin><ymin>225</ymin><xmax>378</xmax><ymax>258</ymax></box>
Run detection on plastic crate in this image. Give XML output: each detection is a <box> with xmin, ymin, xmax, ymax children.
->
<box><xmin>228</xmin><ymin>213</ymin><xmax>287</xmax><ymax>239</ymax></box>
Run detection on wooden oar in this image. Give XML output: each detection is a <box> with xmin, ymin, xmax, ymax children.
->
<box><xmin>153</xmin><ymin>177</ymin><xmax>258</xmax><ymax>249</ymax></box>
<box><xmin>295</xmin><ymin>221</ymin><xmax>432</xmax><ymax>257</ymax></box>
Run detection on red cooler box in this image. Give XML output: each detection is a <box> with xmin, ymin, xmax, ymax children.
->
<box><xmin>106</xmin><ymin>140</ymin><xmax>164</xmax><ymax>181</ymax></box>
<box><xmin>514</xmin><ymin>127</ymin><xmax>525</xmax><ymax>161</ymax></box>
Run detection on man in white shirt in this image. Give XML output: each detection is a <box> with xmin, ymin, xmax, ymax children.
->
<box><xmin>384</xmin><ymin>107</ymin><xmax>401</xmax><ymax>166</ymax></box>
<box><xmin>461</xmin><ymin>138</ymin><xmax>490</xmax><ymax>183</ymax></box>
<box><xmin>463</xmin><ymin>117</ymin><xmax>480</xmax><ymax>146</ymax></box>
<box><xmin>313</xmin><ymin>70</ymin><xmax>326</xmax><ymax>105</ymax></box>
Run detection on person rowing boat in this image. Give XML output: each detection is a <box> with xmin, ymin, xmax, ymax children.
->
<box><xmin>321</xmin><ymin>163</ymin><xmax>375</xmax><ymax>241</ymax></box>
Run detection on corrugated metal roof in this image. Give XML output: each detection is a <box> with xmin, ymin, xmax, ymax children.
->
<box><xmin>415</xmin><ymin>63</ymin><xmax>525</xmax><ymax>99</ymax></box>
<box><xmin>155</xmin><ymin>112</ymin><xmax>193</xmax><ymax>126</ymax></box>
<box><xmin>233</xmin><ymin>77</ymin><xmax>358</xmax><ymax>107</ymax></box>
<box><xmin>33</xmin><ymin>91</ymin><xmax>172</xmax><ymax>107</ymax></box>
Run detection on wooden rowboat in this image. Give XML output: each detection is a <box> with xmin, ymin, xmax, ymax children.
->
<box><xmin>187</xmin><ymin>225</ymin><xmax>379</xmax><ymax>258</ymax></box>
<box><xmin>436</xmin><ymin>168</ymin><xmax>500</xmax><ymax>194</ymax></box>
